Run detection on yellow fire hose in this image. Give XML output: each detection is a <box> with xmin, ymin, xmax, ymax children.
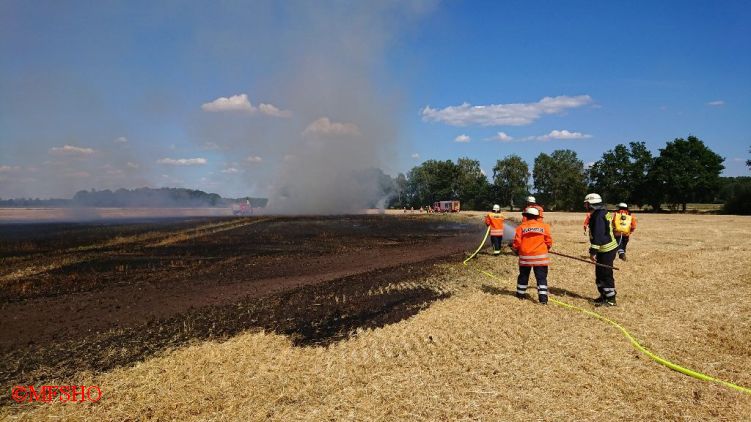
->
<box><xmin>462</xmin><ymin>227</ymin><xmax>751</xmax><ymax>395</ymax></box>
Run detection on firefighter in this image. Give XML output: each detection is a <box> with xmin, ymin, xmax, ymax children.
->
<box><xmin>511</xmin><ymin>207</ymin><xmax>552</xmax><ymax>304</ymax></box>
<box><xmin>613</xmin><ymin>203</ymin><xmax>636</xmax><ymax>261</ymax></box>
<box><xmin>521</xmin><ymin>196</ymin><xmax>544</xmax><ymax>222</ymax></box>
<box><xmin>484</xmin><ymin>204</ymin><xmax>505</xmax><ymax>255</ymax></box>
<box><xmin>584</xmin><ymin>193</ymin><xmax>619</xmax><ymax>306</ymax></box>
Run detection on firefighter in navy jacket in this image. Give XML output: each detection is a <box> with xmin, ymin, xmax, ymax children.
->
<box><xmin>584</xmin><ymin>193</ymin><xmax>619</xmax><ymax>306</ymax></box>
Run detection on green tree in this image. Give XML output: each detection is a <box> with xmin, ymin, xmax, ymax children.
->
<box><xmin>533</xmin><ymin>149</ymin><xmax>588</xmax><ymax>211</ymax></box>
<box><xmin>588</xmin><ymin>141</ymin><xmax>655</xmax><ymax>208</ymax></box>
<box><xmin>492</xmin><ymin>154</ymin><xmax>530</xmax><ymax>210</ymax></box>
<box><xmin>648</xmin><ymin>136</ymin><xmax>725</xmax><ymax>211</ymax></box>
<box><xmin>389</xmin><ymin>173</ymin><xmax>408</xmax><ymax>208</ymax></box>
<box><xmin>405</xmin><ymin>160</ymin><xmax>460</xmax><ymax>207</ymax></box>
<box><xmin>455</xmin><ymin>157</ymin><xmax>491</xmax><ymax>210</ymax></box>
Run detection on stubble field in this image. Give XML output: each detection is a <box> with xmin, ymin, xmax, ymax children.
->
<box><xmin>1</xmin><ymin>211</ymin><xmax>749</xmax><ymax>420</ymax></box>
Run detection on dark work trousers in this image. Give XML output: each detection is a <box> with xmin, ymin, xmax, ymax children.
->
<box><xmin>595</xmin><ymin>249</ymin><xmax>618</xmax><ymax>298</ymax></box>
<box><xmin>517</xmin><ymin>266</ymin><xmax>548</xmax><ymax>302</ymax></box>
<box><xmin>616</xmin><ymin>235</ymin><xmax>630</xmax><ymax>254</ymax></box>
<box><xmin>490</xmin><ymin>236</ymin><xmax>503</xmax><ymax>254</ymax></box>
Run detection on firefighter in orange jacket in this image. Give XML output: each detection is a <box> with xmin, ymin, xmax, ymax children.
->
<box><xmin>583</xmin><ymin>211</ymin><xmax>591</xmax><ymax>234</ymax></box>
<box><xmin>512</xmin><ymin>207</ymin><xmax>553</xmax><ymax>304</ymax></box>
<box><xmin>613</xmin><ymin>203</ymin><xmax>637</xmax><ymax>261</ymax></box>
<box><xmin>484</xmin><ymin>204</ymin><xmax>505</xmax><ymax>255</ymax></box>
<box><xmin>521</xmin><ymin>196</ymin><xmax>544</xmax><ymax>222</ymax></box>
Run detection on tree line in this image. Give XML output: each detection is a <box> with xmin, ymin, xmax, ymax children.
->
<box><xmin>0</xmin><ymin>188</ymin><xmax>269</xmax><ymax>208</ymax></box>
<box><xmin>388</xmin><ymin>136</ymin><xmax>751</xmax><ymax>215</ymax></box>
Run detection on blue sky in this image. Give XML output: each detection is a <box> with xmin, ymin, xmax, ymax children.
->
<box><xmin>1</xmin><ymin>0</ymin><xmax>749</xmax><ymax>199</ymax></box>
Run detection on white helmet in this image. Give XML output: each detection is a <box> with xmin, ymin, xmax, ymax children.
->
<box><xmin>584</xmin><ymin>193</ymin><xmax>602</xmax><ymax>204</ymax></box>
<box><xmin>617</xmin><ymin>202</ymin><xmax>628</xmax><ymax>209</ymax></box>
<box><xmin>522</xmin><ymin>207</ymin><xmax>540</xmax><ymax>216</ymax></box>
<box><xmin>526</xmin><ymin>196</ymin><xmax>536</xmax><ymax>203</ymax></box>
<box><xmin>492</xmin><ymin>204</ymin><xmax>501</xmax><ymax>212</ymax></box>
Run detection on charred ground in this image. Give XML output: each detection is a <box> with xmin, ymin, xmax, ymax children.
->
<box><xmin>0</xmin><ymin>214</ymin><xmax>478</xmax><ymax>398</ymax></box>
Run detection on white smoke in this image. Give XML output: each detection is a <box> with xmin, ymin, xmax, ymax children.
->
<box><xmin>196</xmin><ymin>1</ymin><xmax>436</xmax><ymax>214</ymax></box>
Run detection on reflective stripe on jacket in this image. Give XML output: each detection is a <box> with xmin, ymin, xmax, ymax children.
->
<box><xmin>512</xmin><ymin>220</ymin><xmax>553</xmax><ymax>266</ymax></box>
<box><xmin>588</xmin><ymin>208</ymin><xmax>618</xmax><ymax>252</ymax></box>
<box><xmin>484</xmin><ymin>212</ymin><xmax>505</xmax><ymax>236</ymax></box>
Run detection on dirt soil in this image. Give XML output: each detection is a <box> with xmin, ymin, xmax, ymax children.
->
<box><xmin>0</xmin><ymin>214</ymin><xmax>478</xmax><ymax>396</ymax></box>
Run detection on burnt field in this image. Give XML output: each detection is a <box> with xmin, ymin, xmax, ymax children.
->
<box><xmin>0</xmin><ymin>215</ymin><xmax>478</xmax><ymax>398</ymax></box>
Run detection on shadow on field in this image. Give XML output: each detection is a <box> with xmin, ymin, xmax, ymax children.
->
<box><xmin>480</xmin><ymin>284</ymin><xmax>591</xmax><ymax>301</ymax></box>
<box><xmin>480</xmin><ymin>284</ymin><xmax>517</xmax><ymax>298</ymax></box>
<box><xmin>547</xmin><ymin>286</ymin><xmax>591</xmax><ymax>301</ymax></box>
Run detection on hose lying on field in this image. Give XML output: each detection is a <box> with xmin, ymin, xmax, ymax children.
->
<box><xmin>461</xmin><ymin>229</ymin><xmax>751</xmax><ymax>395</ymax></box>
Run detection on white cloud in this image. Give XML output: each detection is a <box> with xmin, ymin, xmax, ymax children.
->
<box><xmin>488</xmin><ymin>132</ymin><xmax>513</xmax><ymax>142</ymax></box>
<box><xmin>126</xmin><ymin>162</ymin><xmax>140</xmax><ymax>169</ymax></box>
<box><xmin>156</xmin><ymin>157</ymin><xmax>207</xmax><ymax>166</ymax></box>
<box><xmin>49</xmin><ymin>145</ymin><xmax>95</xmax><ymax>155</ymax></box>
<box><xmin>201</xmin><ymin>93</ymin><xmax>290</xmax><ymax>117</ymax></box>
<box><xmin>411</xmin><ymin>153</ymin><xmax>420</xmax><ymax>160</ymax></box>
<box><xmin>454</xmin><ymin>134</ymin><xmax>471</xmax><ymax>143</ymax></box>
<box><xmin>114</xmin><ymin>137</ymin><xmax>128</xmax><ymax>144</ymax></box>
<box><xmin>202</xmin><ymin>142</ymin><xmax>220</xmax><ymax>150</ymax></box>
<box><xmin>221</xmin><ymin>167</ymin><xmax>243</xmax><ymax>174</ymax></box>
<box><xmin>246</xmin><ymin>155</ymin><xmax>263</xmax><ymax>163</ymax></box>
<box><xmin>202</xmin><ymin>94</ymin><xmax>255</xmax><ymax>112</ymax></box>
<box><xmin>0</xmin><ymin>165</ymin><xmax>21</xmax><ymax>173</ymax></box>
<box><xmin>537</xmin><ymin>129</ymin><xmax>592</xmax><ymax>140</ymax></box>
<box><xmin>259</xmin><ymin>103</ymin><xmax>292</xmax><ymax>118</ymax></box>
<box><xmin>302</xmin><ymin>117</ymin><xmax>361</xmax><ymax>136</ymax></box>
<box><xmin>707</xmin><ymin>100</ymin><xmax>725</xmax><ymax>107</ymax></box>
<box><xmin>421</xmin><ymin>95</ymin><xmax>593</xmax><ymax>127</ymax></box>
<box><xmin>584</xmin><ymin>161</ymin><xmax>595</xmax><ymax>169</ymax></box>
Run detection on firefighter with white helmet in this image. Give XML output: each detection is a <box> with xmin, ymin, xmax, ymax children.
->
<box><xmin>511</xmin><ymin>207</ymin><xmax>553</xmax><ymax>304</ymax></box>
<box><xmin>484</xmin><ymin>204</ymin><xmax>505</xmax><ymax>255</ymax></box>
<box><xmin>522</xmin><ymin>196</ymin><xmax>544</xmax><ymax>222</ymax></box>
<box><xmin>584</xmin><ymin>193</ymin><xmax>619</xmax><ymax>306</ymax></box>
<box><xmin>613</xmin><ymin>202</ymin><xmax>637</xmax><ymax>261</ymax></box>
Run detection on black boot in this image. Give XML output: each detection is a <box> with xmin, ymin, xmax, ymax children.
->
<box><xmin>593</xmin><ymin>295</ymin><xmax>607</xmax><ymax>306</ymax></box>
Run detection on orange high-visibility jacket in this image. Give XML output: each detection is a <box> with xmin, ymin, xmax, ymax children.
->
<box><xmin>612</xmin><ymin>209</ymin><xmax>637</xmax><ymax>235</ymax></box>
<box><xmin>512</xmin><ymin>219</ymin><xmax>553</xmax><ymax>266</ymax></box>
<box><xmin>521</xmin><ymin>204</ymin><xmax>545</xmax><ymax>222</ymax></box>
<box><xmin>484</xmin><ymin>212</ymin><xmax>505</xmax><ymax>236</ymax></box>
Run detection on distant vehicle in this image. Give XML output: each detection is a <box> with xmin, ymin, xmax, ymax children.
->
<box><xmin>231</xmin><ymin>200</ymin><xmax>253</xmax><ymax>216</ymax></box>
<box><xmin>433</xmin><ymin>200</ymin><xmax>460</xmax><ymax>213</ymax></box>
